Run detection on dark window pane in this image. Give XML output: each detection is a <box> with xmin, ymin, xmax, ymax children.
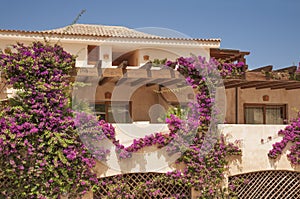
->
<box><xmin>244</xmin><ymin>104</ymin><xmax>286</xmax><ymax>124</ymax></box>
<box><xmin>245</xmin><ymin>107</ymin><xmax>264</xmax><ymax>124</ymax></box>
<box><xmin>107</xmin><ymin>103</ymin><xmax>131</xmax><ymax>123</ymax></box>
<box><xmin>91</xmin><ymin>102</ymin><xmax>131</xmax><ymax>123</ymax></box>
<box><xmin>94</xmin><ymin>104</ymin><xmax>105</xmax><ymax>112</ymax></box>
<box><xmin>266</xmin><ymin>106</ymin><xmax>284</xmax><ymax>124</ymax></box>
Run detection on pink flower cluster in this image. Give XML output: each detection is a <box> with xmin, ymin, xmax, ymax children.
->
<box><xmin>94</xmin><ymin>56</ymin><xmax>243</xmax><ymax>198</ymax></box>
<box><xmin>268</xmin><ymin>112</ymin><xmax>300</xmax><ymax>165</ymax></box>
<box><xmin>0</xmin><ymin>42</ymin><xmax>97</xmax><ymax>198</ymax></box>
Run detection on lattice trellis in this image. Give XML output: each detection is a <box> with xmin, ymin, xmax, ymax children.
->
<box><xmin>228</xmin><ymin>170</ymin><xmax>300</xmax><ymax>199</ymax></box>
<box><xmin>0</xmin><ymin>175</ymin><xmax>9</xmax><ymax>188</ymax></box>
<box><xmin>94</xmin><ymin>172</ymin><xmax>191</xmax><ymax>199</ymax></box>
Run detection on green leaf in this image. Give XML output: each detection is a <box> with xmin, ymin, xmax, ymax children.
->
<box><xmin>57</xmin><ymin>150</ymin><xmax>68</xmax><ymax>165</ymax></box>
<box><xmin>54</xmin><ymin>132</ymin><xmax>67</xmax><ymax>147</ymax></box>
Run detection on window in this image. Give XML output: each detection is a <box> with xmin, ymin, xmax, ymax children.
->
<box><xmin>87</xmin><ymin>45</ymin><xmax>100</xmax><ymax>65</ymax></box>
<box><xmin>244</xmin><ymin>104</ymin><xmax>287</xmax><ymax>124</ymax></box>
<box><xmin>92</xmin><ymin>101</ymin><xmax>132</xmax><ymax>123</ymax></box>
<box><xmin>94</xmin><ymin>103</ymin><xmax>106</xmax><ymax>121</ymax></box>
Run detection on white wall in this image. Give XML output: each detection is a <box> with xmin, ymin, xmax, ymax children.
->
<box><xmin>0</xmin><ymin>36</ymin><xmax>212</xmax><ymax>70</ymax></box>
<box><xmin>137</xmin><ymin>47</ymin><xmax>210</xmax><ymax>66</ymax></box>
<box><xmin>219</xmin><ymin>124</ymin><xmax>300</xmax><ymax>175</ymax></box>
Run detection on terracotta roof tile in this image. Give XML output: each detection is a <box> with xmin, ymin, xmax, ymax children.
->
<box><xmin>0</xmin><ymin>24</ymin><xmax>221</xmax><ymax>42</ymax></box>
<box><xmin>43</xmin><ymin>24</ymin><xmax>162</xmax><ymax>39</ymax></box>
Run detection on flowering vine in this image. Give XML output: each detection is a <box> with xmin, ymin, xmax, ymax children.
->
<box><xmin>0</xmin><ymin>41</ymin><xmax>246</xmax><ymax>198</ymax></box>
<box><xmin>92</xmin><ymin>56</ymin><xmax>244</xmax><ymax>198</ymax></box>
<box><xmin>268</xmin><ymin>112</ymin><xmax>300</xmax><ymax>165</ymax></box>
<box><xmin>0</xmin><ymin>42</ymin><xmax>98</xmax><ymax>198</ymax></box>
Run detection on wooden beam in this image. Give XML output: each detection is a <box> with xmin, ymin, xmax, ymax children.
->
<box><xmin>210</xmin><ymin>48</ymin><xmax>250</xmax><ymax>62</ymax></box>
<box><xmin>159</xmin><ymin>79</ymin><xmax>184</xmax><ymax>87</ymax></box>
<box><xmin>117</xmin><ymin>60</ymin><xmax>128</xmax><ymax>69</ymax></box>
<box><xmin>240</xmin><ymin>81</ymin><xmax>265</xmax><ymax>89</ymax></box>
<box><xmin>224</xmin><ymin>55</ymin><xmax>239</xmax><ymax>62</ymax></box>
<box><xmin>140</xmin><ymin>62</ymin><xmax>152</xmax><ymax>70</ymax></box>
<box><xmin>146</xmin><ymin>78</ymin><xmax>167</xmax><ymax>86</ymax></box>
<box><xmin>244</xmin><ymin>81</ymin><xmax>274</xmax><ymax>89</ymax></box>
<box><xmin>271</xmin><ymin>82</ymin><xmax>300</xmax><ymax>89</ymax></box>
<box><xmin>115</xmin><ymin>78</ymin><xmax>127</xmax><ymax>86</ymax></box>
<box><xmin>130</xmin><ymin>78</ymin><xmax>148</xmax><ymax>87</ymax></box>
<box><xmin>96</xmin><ymin>60</ymin><xmax>102</xmax><ymax>76</ymax></box>
<box><xmin>98</xmin><ymin>77</ymin><xmax>114</xmax><ymax>85</ymax></box>
<box><xmin>286</xmin><ymin>85</ymin><xmax>300</xmax><ymax>90</ymax></box>
<box><xmin>245</xmin><ymin>72</ymin><xmax>268</xmax><ymax>81</ymax></box>
<box><xmin>147</xmin><ymin>69</ymin><xmax>152</xmax><ymax>77</ymax></box>
<box><xmin>225</xmin><ymin>81</ymin><xmax>262</xmax><ymax>89</ymax></box>
<box><xmin>170</xmin><ymin>69</ymin><xmax>175</xmax><ymax>78</ymax></box>
<box><xmin>274</xmin><ymin>65</ymin><xmax>297</xmax><ymax>73</ymax></box>
<box><xmin>224</xmin><ymin>80</ymin><xmax>244</xmax><ymax>89</ymax></box>
<box><xmin>224</xmin><ymin>79</ymin><xmax>243</xmax><ymax>84</ymax></box>
<box><xmin>250</xmin><ymin>65</ymin><xmax>273</xmax><ymax>72</ymax></box>
<box><xmin>255</xmin><ymin>81</ymin><xmax>287</xmax><ymax>89</ymax></box>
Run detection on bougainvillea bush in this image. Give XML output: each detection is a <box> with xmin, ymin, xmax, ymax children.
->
<box><xmin>0</xmin><ymin>41</ymin><xmax>244</xmax><ymax>199</ymax></box>
<box><xmin>0</xmin><ymin>42</ymin><xmax>98</xmax><ymax>198</ymax></box>
<box><xmin>92</xmin><ymin>56</ymin><xmax>243</xmax><ymax>198</ymax></box>
<box><xmin>268</xmin><ymin>112</ymin><xmax>300</xmax><ymax>165</ymax></box>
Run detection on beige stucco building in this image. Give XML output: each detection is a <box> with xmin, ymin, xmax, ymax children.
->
<box><xmin>1</xmin><ymin>24</ymin><xmax>299</xmax><ymax>125</ymax></box>
<box><xmin>0</xmin><ymin>24</ymin><xmax>299</xmax><ymax>198</ymax></box>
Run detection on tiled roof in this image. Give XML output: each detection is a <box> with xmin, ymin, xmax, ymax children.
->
<box><xmin>44</xmin><ymin>24</ymin><xmax>162</xmax><ymax>39</ymax></box>
<box><xmin>0</xmin><ymin>24</ymin><xmax>221</xmax><ymax>42</ymax></box>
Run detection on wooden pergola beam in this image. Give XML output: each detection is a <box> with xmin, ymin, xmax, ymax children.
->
<box><xmin>255</xmin><ymin>81</ymin><xmax>287</xmax><ymax>89</ymax></box>
<box><xmin>229</xmin><ymin>81</ymin><xmax>259</xmax><ymax>87</ymax></box>
<box><xmin>245</xmin><ymin>72</ymin><xmax>268</xmax><ymax>81</ymax></box>
<box><xmin>250</xmin><ymin>65</ymin><xmax>273</xmax><ymax>72</ymax></box>
<box><xmin>224</xmin><ymin>80</ymin><xmax>266</xmax><ymax>89</ymax></box>
<box><xmin>274</xmin><ymin>65</ymin><xmax>297</xmax><ymax>73</ymax></box>
<box><xmin>146</xmin><ymin>78</ymin><xmax>167</xmax><ymax>86</ymax></box>
<box><xmin>91</xmin><ymin>65</ymin><xmax>300</xmax><ymax>91</ymax></box>
<box><xmin>243</xmin><ymin>81</ymin><xmax>275</xmax><ymax>89</ymax></box>
<box><xmin>130</xmin><ymin>78</ymin><xmax>148</xmax><ymax>87</ymax></box>
<box><xmin>98</xmin><ymin>77</ymin><xmax>114</xmax><ymax>85</ymax></box>
<box><xmin>240</xmin><ymin>81</ymin><xmax>266</xmax><ymax>89</ymax></box>
<box><xmin>224</xmin><ymin>79</ymin><xmax>300</xmax><ymax>90</ymax></box>
<box><xmin>117</xmin><ymin>60</ymin><xmax>128</xmax><ymax>69</ymax></box>
<box><xmin>210</xmin><ymin>48</ymin><xmax>250</xmax><ymax>65</ymax></box>
<box><xmin>115</xmin><ymin>78</ymin><xmax>127</xmax><ymax>86</ymax></box>
<box><xmin>224</xmin><ymin>80</ymin><xmax>244</xmax><ymax>89</ymax></box>
<box><xmin>286</xmin><ymin>85</ymin><xmax>300</xmax><ymax>90</ymax></box>
<box><xmin>159</xmin><ymin>79</ymin><xmax>184</xmax><ymax>87</ymax></box>
<box><xmin>271</xmin><ymin>82</ymin><xmax>300</xmax><ymax>90</ymax></box>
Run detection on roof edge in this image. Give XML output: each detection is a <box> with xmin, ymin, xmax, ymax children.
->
<box><xmin>0</xmin><ymin>27</ymin><xmax>221</xmax><ymax>42</ymax></box>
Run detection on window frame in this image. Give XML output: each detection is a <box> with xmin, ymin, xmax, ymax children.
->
<box><xmin>243</xmin><ymin>103</ymin><xmax>287</xmax><ymax>124</ymax></box>
<box><xmin>92</xmin><ymin>101</ymin><xmax>132</xmax><ymax>123</ymax></box>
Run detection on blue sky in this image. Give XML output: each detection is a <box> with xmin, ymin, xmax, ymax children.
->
<box><xmin>0</xmin><ymin>0</ymin><xmax>299</xmax><ymax>69</ymax></box>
